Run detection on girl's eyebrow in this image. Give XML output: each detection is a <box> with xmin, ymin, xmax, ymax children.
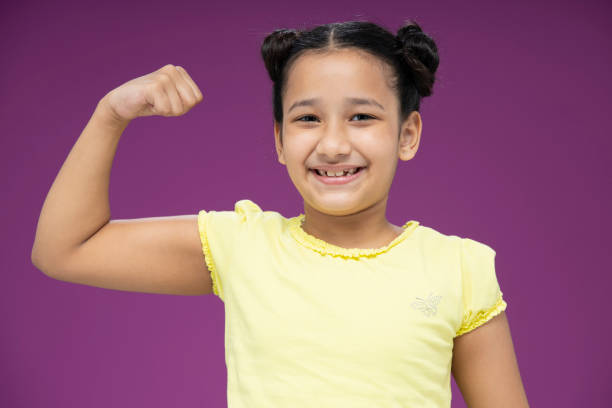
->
<box><xmin>288</xmin><ymin>97</ymin><xmax>385</xmax><ymax>113</ymax></box>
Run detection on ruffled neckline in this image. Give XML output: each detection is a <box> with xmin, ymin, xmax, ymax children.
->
<box><xmin>287</xmin><ymin>214</ymin><xmax>420</xmax><ymax>259</ymax></box>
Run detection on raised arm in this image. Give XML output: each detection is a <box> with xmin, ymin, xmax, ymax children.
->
<box><xmin>31</xmin><ymin>65</ymin><xmax>210</xmax><ymax>296</ymax></box>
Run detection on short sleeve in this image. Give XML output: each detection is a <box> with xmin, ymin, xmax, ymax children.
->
<box><xmin>455</xmin><ymin>237</ymin><xmax>508</xmax><ymax>337</ymax></box>
<box><xmin>197</xmin><ymin>199</ymin><xmax>263</xmax><ymax>302</ymax></box>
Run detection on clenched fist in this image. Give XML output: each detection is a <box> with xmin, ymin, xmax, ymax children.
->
<box><xmin>100</xmin><ymin>64</ymin><xmax>204</xmax><ymax>123</ymax></box>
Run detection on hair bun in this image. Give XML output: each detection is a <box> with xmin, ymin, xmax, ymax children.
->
<box><xmin>396</xmin><ymin>20</ymin><xmax>439</xmax><ymax>97</ymax></box>
<box><xmin>261</xmin><ymin>29</ymin><xmax>300</xmax><ymax>82</ymax></box>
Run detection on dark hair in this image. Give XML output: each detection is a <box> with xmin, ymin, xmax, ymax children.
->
<box><xmin>260</xmin><ymin>20</ymin><xmax>440</xmax><ymax>140</ymax></box>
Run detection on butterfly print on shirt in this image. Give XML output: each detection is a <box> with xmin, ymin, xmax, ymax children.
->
<box><xmin>411</xmin><ymin>292</ymin><xmax>443</xmax><ymax>317</ymax></box>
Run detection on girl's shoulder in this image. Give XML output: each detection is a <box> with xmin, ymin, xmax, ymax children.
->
<box><xmin>411</xmin><ymin>224</ymin><xmax>495</xmax><ymax>264</ymax></box>
<box><xmin>198</xmin><ymin>199</ymin><xmax>291</xmax><ymax>238</ymax></box>
<box><xmin>199</xmin><ymin>199</ymin><xmax>280</xmax><ymax>222</ymax></box>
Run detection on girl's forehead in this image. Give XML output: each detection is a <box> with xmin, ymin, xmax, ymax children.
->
<box><xmin>290</xmin><ymin>48</ymin><xmax>386</xmax><ymax>72</ymax></box>
<box><xmin>284</xmin><ymin>50</ymin><xmax>394</xmax><ymax>102</ymax></box>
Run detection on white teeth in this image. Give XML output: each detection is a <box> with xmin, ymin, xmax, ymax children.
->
<box><xmin>315</xmin><ymin>168</ymin><xmax>359</xmax><ymax>177</ymax></box>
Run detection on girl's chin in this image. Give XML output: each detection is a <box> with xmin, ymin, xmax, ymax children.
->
<box><xmin>305</xmin><ymin>197</ymin><xmax>365</xmax><ymax>216</ymax></box>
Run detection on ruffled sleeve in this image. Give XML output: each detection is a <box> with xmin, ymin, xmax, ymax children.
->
<box><xmin>197</xmin><ymin>199</ymin><xmax>263</xmax><ymax>302</ymax></box>
<box><xmin>455</xmin><ymin>237</ymin><xmax>508</xmax><ymax>337</ymax></box>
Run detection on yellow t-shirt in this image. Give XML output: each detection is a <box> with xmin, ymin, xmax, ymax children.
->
<box><xmin>197</xmin><ymin>199</ymin><xmax>507</xmax><ymax>408</ymax></box>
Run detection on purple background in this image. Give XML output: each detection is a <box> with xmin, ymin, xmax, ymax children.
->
<box><xmin>2</xmin><ymin>0</ymin><xmax>610</xmax><ymax>406</ymax></box>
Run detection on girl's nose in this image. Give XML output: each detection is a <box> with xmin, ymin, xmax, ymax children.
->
<box><xmin>315</xmin><ymin>120</ymin><xmax>352</xmax><ymax>158</ymax></box>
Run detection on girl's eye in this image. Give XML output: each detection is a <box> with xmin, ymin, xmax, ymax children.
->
<box><xmin>296</xmin><ymin>115</ymin><xmax>318</xmax><ymax>122</ymax></box>
<box><xmin>296</xmin><ymin>114</ymin><xmax>375</xmax><ymax>122</ymax></box>
<box><xmin>351</xmin><ymin>113</ymin><xmax>374</xmax><ymax>121</ymax></box>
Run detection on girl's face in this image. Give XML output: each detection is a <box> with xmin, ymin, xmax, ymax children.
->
<box><xmin>274</xmin><ymin>48</ymin><xmax>422</xmax><ymax>217</ymax></box>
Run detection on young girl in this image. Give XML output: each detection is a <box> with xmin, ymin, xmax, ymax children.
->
<box><xmin>32</xmin><ymin>20</ymin><xmax>529</xmax><ymax>408</ymax></box>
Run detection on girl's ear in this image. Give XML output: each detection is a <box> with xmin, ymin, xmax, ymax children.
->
<box><xmin>398</xmin><ymin>111</ymin><xmax>422</xmax><ymax>161</ymax></box>
<box><xmin>274</xmin><ymin>120</ymin><xmax>286</xmax><ymax>165</ymax></box>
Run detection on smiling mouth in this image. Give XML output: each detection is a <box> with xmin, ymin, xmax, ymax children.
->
<box><xmin>309</xmin><ymin>167</ymin><xmax>366</xmax><ymax>177</ymax></box>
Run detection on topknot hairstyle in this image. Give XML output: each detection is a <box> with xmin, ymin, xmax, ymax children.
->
<box><xmin>260</xmin><ymin>20</ymin><xmax>440</xmax><ymax>133</ymax></box>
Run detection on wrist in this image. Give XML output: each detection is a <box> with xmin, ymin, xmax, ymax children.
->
<box><xmin>94</xmin><ymin>94</ymin><xmax>131</xmax><ymax>129</ymax></box>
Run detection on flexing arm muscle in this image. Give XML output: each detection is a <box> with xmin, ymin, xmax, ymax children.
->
<box><xmin>34</xmin><ymin>215</ymin><xmax>212</xmax><ymax>296</ymax></box>
<box><xmin>31</xmin><ymin>65</ymin><xmax>210</xmax><ymax>296</ymax></box>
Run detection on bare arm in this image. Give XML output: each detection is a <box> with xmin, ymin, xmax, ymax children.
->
<box><xmin>31</xmin><ymin>65</ymin><xmax>210</xmax><ymax>296</ymax></box>
<box><xmin>452</xmin><ymin>311</ymin><xmax>530</xmax><ymax>407</ymax></box>
<box><xmin>31</xmin><ymin>96</ymin><xmax>128</xmax><ymax>267</ymax></box>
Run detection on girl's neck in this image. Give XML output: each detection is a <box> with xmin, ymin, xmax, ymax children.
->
<box><xmin>301</xmin><ymin>198</ymin><xmax>405</xmax><ymax>249</ymax></box>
